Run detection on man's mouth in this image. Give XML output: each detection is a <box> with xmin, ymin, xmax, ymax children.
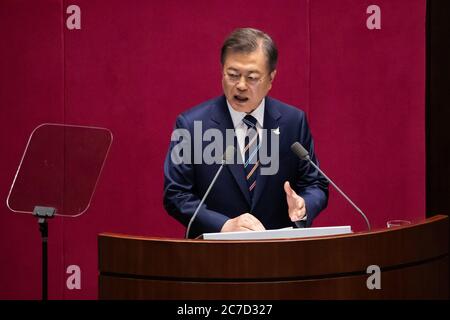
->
<box><xmin>234</xmin><ymin>95</ymin><xmax>249</xmax><ymax>103</ymax></box>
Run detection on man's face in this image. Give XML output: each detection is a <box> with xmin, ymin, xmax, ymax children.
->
<box><xmin>222</xmin><ymin>46</ymin><xmax>276</xmax><ymax>113</ymax></box>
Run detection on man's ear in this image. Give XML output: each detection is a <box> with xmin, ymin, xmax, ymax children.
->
<box><xmin>269</xmin><ymin>70</ymin><xmax>277</xmax><ymax>83</ymax></box>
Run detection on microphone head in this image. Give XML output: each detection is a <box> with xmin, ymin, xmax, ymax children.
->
<box><xmin>223</xmin><ymin>145</ymin><xmax>235</xmax><ymax>164</ymax></box>
<box><xmin>291</xmin><ymin>142</ymin><xmax>310</xmax><ymax>160</ymax></box>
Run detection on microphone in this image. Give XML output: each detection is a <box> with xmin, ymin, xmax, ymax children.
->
<box><xmin>291</xmin><ymin>142</ymin><xmax>371</xmax><ymax>231</ymax></box>
<box><xmin>185</xmin><ymin>145</ymin><xmax>235</xmax><ymax>239</ymax></box>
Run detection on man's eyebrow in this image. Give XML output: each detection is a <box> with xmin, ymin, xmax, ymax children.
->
<box><xmin>225</xmin><ymin>67</ymin><xmax>261</xmax><ymax>74</ymax></box>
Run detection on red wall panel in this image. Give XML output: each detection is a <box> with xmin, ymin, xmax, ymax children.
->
<box><xmin>309</xmin><ymin>0</ymin><xmax>426</xmax><ymax>231</ymax></box>
<box><xmin>0</xmin><ymin>0</ymin><xmax>65</xmax><ymax>299</ymax></box>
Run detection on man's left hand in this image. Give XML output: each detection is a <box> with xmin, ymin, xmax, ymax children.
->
<box><xmin>284</xmin><ymin>181</ymin><xmax>306</xmax><ymax>222</ymax></box>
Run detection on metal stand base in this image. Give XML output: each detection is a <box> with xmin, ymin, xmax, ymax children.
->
<box><xmin>33</xmin><ymin>206</ymin><xmax>55</xmax><ymax>301</ymax></box>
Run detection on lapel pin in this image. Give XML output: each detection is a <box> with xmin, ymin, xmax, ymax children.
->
<box><xmin>273</xmin><ymin>127</ymin><xmax>280</xmax><ymax>135</ymax></box>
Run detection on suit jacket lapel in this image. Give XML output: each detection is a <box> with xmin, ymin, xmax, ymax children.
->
<box><xmin>251</xmin><ymin>97</ymin><xmax>281</xmax><ymax>210</ymax></box>
<box><xmin>211</xmin><ymin>96</ymin><xmax>251</xmax><ymax>205</ymax></box>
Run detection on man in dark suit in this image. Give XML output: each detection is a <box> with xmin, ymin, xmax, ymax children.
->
<box><xmin>164</xmin><ymin>28</ymin><xmax>328</xmax><ymax>238</ymax></box>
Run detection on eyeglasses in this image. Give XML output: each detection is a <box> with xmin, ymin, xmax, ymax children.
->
<box><xmin>223</xmin><ymin>72</ymin><xmax>267</xmax><ymax>86</ymax></box>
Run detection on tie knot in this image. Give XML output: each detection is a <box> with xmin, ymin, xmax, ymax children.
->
<box><xmin>243</xmin><ymin>115</ymin><xmax>257</xmax><ymax>129</ymax></box>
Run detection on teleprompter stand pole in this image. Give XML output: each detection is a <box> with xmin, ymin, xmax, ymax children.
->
<box><xmin>33</xmin><ymin>206</ymin><xmax>55</xmax><ymax>301</ymax></box>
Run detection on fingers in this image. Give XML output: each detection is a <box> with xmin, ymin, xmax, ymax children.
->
<box><xmin>289</xmin><ymin>207</ymin><xmax>306</xmax><ymax>222</ymax></box>
<box><xmin>236</xmin><ymin>226</ymin><xmax>254</xmax><ymax>231</ymax></box>
<box><xmin>241</xmin><ymin>213</ymin><xmax>265</xmax><ymax>231</ymax></box>
<box><xmin>284</xmin><ymin>181</ymin><xmax>293</xmax><ymax>197</ymax></box>
<box><xmin>221</xmin><ymin>213</ymin><xmax>266</xmax><ymax>232</ymax></box>
<box><xmin>288</xmin><ymin>197</ymin><xmax>306</xmax><ymax>222</ymax></box>
<box><xmin>250</xmin><ymin>214</ymin><xmax>266</xmax><ymax>231</ymax></box>
<box><xmin>284</xmin><ymin>180</ymin><xmax>306</xmax><ymax>221</ymax></box>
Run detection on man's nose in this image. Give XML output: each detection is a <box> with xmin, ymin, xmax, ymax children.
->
<box><xmin>236</xmin><ymin>77</ymin><xmax>248</xmax><ymax>90</ymax></box>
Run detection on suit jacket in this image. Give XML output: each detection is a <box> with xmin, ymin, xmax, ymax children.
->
<box><xmin>163</xmin><ymin>95</ymin><xmax>328</xmax><ymax>238</ymax></box>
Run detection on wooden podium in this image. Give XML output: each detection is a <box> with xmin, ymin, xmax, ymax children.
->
<box><xmin>98</xmin><ymin>215</ymin><xmax>448</xmax><ymax>299</ymax></box>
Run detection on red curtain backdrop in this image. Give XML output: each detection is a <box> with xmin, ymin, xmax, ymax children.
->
<box><xmin>0</xmin><ymin>0</ymin><xmax>425</xmax><ymax>299</ymax></box>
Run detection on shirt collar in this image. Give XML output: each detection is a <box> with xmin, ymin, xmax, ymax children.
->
<box><xmin>226</xmin><ymin>98</ymin><xmax>265</xmax><ymax>129</ymax></box>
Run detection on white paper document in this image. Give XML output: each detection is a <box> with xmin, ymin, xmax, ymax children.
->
<box><xmin>202</xmin><ymin>225</ymin><xmax>352</xmax><ymax>240</ymax></box>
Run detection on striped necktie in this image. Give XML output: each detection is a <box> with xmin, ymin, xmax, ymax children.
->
<box><xmin>242</xmin><ymin>115</ymin><xmax>260</xmax><ymax>199</ymax></box>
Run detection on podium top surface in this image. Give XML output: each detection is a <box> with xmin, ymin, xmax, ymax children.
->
<box><xmin>99</xmin><ymin>215</ymin><xmax>447</xmax><ymax>244</ymax></box>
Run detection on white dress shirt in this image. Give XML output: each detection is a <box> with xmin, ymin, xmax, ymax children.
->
<box><xmin>226</xmin><ymin>98</ymin><xmax>265</xmax><ymax>163</ymax></box>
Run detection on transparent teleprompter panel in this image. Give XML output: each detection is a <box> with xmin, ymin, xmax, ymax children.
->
<box><xmin>7</xmin><ymin>123</ymin><xmax>113</xmax><ymax>217</ymax></box>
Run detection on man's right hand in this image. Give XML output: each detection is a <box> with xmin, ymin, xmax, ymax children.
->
<box><xmin>221</xmin><ymin>213</ymin><xmax>265</xmax><ymax>232</ymax></box>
